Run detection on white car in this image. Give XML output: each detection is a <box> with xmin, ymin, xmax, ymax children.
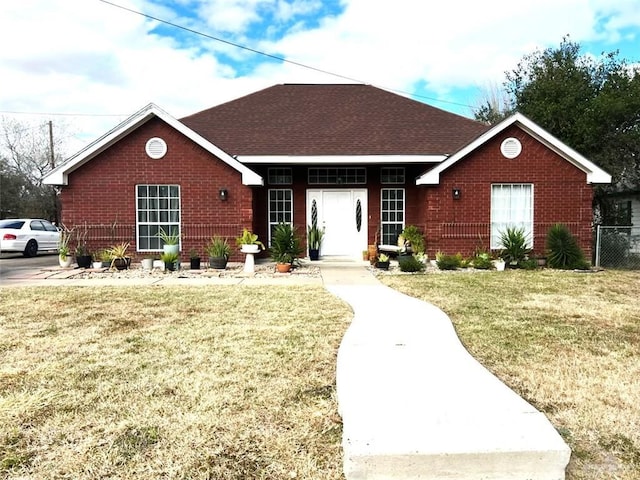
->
<box><xmin>0</xmin><ymin>218</ymin><xmax>61</xmax><ymax>257</ymax></box>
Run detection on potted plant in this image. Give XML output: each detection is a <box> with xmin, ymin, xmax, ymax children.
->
<box><xmin>376</xmin><ymin>253</ymin><xmax>390</xmax><ymax>270</ymax></box>
<box><xmin>108</xmin><ymin>242</ymin><xmax>131</xmax><ymax>270</ymax></box>
<box><xmin>161</xmin><ymin>251</ymin><xmax>180</xmax><ymax>271</ymax></box>
<box><xmin>58</xmin><ymin>229</ymin><xmax>73</xmax><ymax>268</ymax></box>
<box><xmin>206</xmin><ymin>236</ymin><xmax>231</xmax><ymax>269</ymax></box>
<box><xmin>236</xmin><ymin>228</ymin><xmax>264</xmax><ymax>253</ymax></box>
<box><xmin>307</xmin><ymin>224</ymin><xmax>324</xmax><ymax>261</ymax></box>
<box><xmin>75</xmin><ymin>243</ymin><xmax>92</xmax><ymax>269</ymax></box>
<box><xmin>399</xmin><ymin>225</ymin><xmax>425</xmax><ymax>256</ymax></box>
<box><xmin>98</xmin><ymin>248</ymin><xmax>112</xmax><ymax>268</ymax></box>
<box><xmin>270</xmin><ymin>222</ymin><xmax>303</xmax><ymax>273</ymax></box>
<box><xmin>189</xmin><ymin>249</ymin><xmax>201</xmax><ymax>270</ymax></box>
<box><xmin>157</xmin><ymin>227</ymin><xmax>180</xmax><ymax>255</ymax></box>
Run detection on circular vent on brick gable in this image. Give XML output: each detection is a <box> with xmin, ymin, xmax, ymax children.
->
<box><xmin>500</xmin><ymin>137</ymin><xmax>522</xmax><ymax>159</ymax></box>
<box><xmin>145</xmin><ymin>137</ymin><xmax>168</xmax><ymax>159</ymax></box>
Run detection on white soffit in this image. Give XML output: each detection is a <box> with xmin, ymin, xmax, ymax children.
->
<box><xmin>236</xmin><ymin>155</ymin><xmax>447</xmax><ymax>164</ymax></box>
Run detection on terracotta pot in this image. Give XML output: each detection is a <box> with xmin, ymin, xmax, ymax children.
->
<box><xmin>276</xmin><ymin>263</ymin><xmax>291</xmax><ymax>273</ymax></box>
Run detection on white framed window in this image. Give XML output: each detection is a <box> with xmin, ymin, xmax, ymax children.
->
<box><xmin>381</xmin><ymin>188</ymin><xmax>404</xmax><ymax>245</ymax></box>
<box><xmin>268</xmin><ymin>189</ymin><xmax>293</xmax><ymax>245</ymax></box>
<box><xmin>490</xmin><ymin>184</ymin><xmax>533</xmax><ymax>249</ymax></box>
<box><xmin>308</xmin><ymin>167</ymin><xmax>366</xmax><ymax>184</ymax></box>
<box><xmin>136</xmin><ymin>185</ymin><xmax>181</xmax><ymax>251</ymax></box>
<box><xmin>268</xmin><ymin>168</ymin><xmax>292</xmax><ymax>185</ymax></box>
<box><xmin>381</xmin><ymin>167</ymin><xmax>405</xmax><ymax>184</ymax></box>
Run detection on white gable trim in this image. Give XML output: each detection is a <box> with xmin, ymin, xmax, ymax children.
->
<box><xmin>237</xmin><ymin>155</ymin><xmax>446</xmax><ymax>164</ymax></box>
<box><xmin>416</xmin><ymin>112</ymin><xmax>611</xmax><ymax>185</ymax></box>
<box><xmin>42</xmin><ymin>103</ymin><xmax>263</xmax><ymax>186</ymax></box>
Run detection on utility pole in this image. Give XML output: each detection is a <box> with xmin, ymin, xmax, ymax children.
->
<box><xmin>48</xmin><ymin>120</ymin><xmax>55</xmax><ymax>169</ymax></box>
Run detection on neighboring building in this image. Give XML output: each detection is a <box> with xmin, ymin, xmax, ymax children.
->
<box><xmin>43</xmin><ymin>84</ymin><xmax>611</xmax><ymax>261</ymax></box>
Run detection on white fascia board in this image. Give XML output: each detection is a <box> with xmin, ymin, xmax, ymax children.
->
<box><xmin>416</xmin><ymin>112</ymin><xmax>611</xmax><ymax>185</ymax></box>
<box><xmin>43</xmin><ymin>103</ymin><xmax>263</xmax><ymax>186</ymax></box>
<box><xmin>237</xmin><ymin>155</ymin><xmax>447</xmax><ymax>164</ymax></box>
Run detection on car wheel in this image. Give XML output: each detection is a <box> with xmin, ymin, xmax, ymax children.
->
<box><xmin>23</xmin><ymin>239</ymin><xmax>38</xmax><ymax>257</ymax></box>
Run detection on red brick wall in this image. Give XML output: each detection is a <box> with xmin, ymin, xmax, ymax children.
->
<box><xmin>421</xmin><ymin>125</ymin><xmax>595</xmax><ymax>258</ymax></box>
<box><xmin>59</xmin><ymin>118</ymin><xmax>253</xmax><ymax>261</ymax></box>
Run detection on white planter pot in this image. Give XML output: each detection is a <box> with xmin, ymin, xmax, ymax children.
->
<box><xmin>153</xmin><ymin>259</ymin><xmax>165</xmax><ymax>271</ymax></box>
<box><xmin>241</xmin><ymin>244</ymin><xmax>260</xmax><ymax>254</ymax></box>
<box><xmin>141</xmin><ymin>258</ymin><xmax>154</xmax><ymax>270</ymax></box>
<box><xmin>59</xmin><ymin>255</ymin><xmax>73</xmax><ymax>268</ymax></box>
<box><xmin>92</xmin><ymin>261</ymin><xmax>103</xmax><ymax>269</ymax></box>
<box><xmin>163</xmin><ymin>244</ymin><xmax>180</xmax><ymax>255</ymax></box>
<box><xmin>493</xmin><ymin>260</ymin><xmax>506</xmax><ymax>271</ymax></box>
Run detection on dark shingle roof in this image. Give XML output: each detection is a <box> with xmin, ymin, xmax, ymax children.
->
<box><xmin>181</xmin><ymin>84</ymin><xmax>489</xmax><ymax>156</ymax></box>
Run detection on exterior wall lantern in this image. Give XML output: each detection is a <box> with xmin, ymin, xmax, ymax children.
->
<box><xmin>219</xmin><ymin>188</ymin><xmax>228</xmax><ymax>201</ymax></box>
<box><xmin>452</xmin><ymin>187</ymin><xmax>461</xmax><ymax>200</ymax></box>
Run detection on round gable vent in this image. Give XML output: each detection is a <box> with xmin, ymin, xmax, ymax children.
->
<box><xmin>500</xmin><ymin>137</ymin><xmax>522</xmax><ymax>159</ymax></box>
<box><xmin>145</xmin><ymin>137</ymin><xmax>167</xmax><ymax>159</ymax></box>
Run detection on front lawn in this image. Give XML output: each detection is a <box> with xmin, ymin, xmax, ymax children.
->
<box><xmin>381</xmin><ymin>269</ymin><xmax>640</xmax><ymax>480</ymax></box>
<box><xmin>0</xmin><ymin>285</ymin><xmax>351</xmax><ymax>479</ymax></box>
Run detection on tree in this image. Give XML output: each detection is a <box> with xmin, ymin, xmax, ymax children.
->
<box><xmin>0</xmin><ymin>118</ymin><xmax>69</xmax><ymax>220</ymax></box>
<box><xmin>474</xmin><ymin>37</ymin><xmax>640</xmax><ymax>200</ymax></box>
<box><xmin>473</xmin><ymin>82</ymin><xmax>513</xmax><ymax>125</ymax></box>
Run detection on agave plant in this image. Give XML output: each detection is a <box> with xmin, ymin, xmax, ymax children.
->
<box><xmin>498</xmin><ymin>227</ymin><xmax>531</xmax><ymax>267</ymax></box>
<box><xmin>546</xmin><ymin>224</ymin><xmax>588</xmax><ymax>269</ymax></box>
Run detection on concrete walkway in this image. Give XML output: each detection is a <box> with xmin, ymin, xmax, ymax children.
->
<box><xmin>323</xmin><ymin>266</ymin><xmax>571</xmax><ymax>480</ymax></box>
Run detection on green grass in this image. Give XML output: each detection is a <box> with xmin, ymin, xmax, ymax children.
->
<box><xmin>0</xmin><ymin>285</ymin><xmax>352</xmax><ymax>479</ymax></box>
<box><xmin>381</xmin><ymin>269</ymin><xmax>640</xmax><ymax>480</ymax></box>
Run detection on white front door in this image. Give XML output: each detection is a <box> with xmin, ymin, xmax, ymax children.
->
<box><xmin>307</xmin><ymin>189</ymin><xmax>367</xmax><ymax>259</ymax></box>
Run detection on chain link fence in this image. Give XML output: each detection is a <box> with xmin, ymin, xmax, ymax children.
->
<box><xmin>594</xmin><ymin>225</ymin><xmax>640</xmax><ymax>269</ymax></box>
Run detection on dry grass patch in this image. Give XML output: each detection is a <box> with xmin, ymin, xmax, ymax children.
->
<box><xmin>0</xmin><ymin>285</ymin><xmax>352</xmax><ymax>479</ymax></box>
<box><xmin>381</xmin><ymin>269</ymin><xmax>640</xmax><ymax>480</ymax></box>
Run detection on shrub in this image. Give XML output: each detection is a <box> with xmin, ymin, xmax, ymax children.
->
<box><xmin>472</xmin><ymin>252</ymin><xmax>493</xmax><ymax>270</ymax></box>
<box><xmin>519</xmin><ymin>258</ymin><xmax>539</xmax><ymax>270</ymax></box>
<box><xmin>436</xmin><ymin>253</ymin><xmax>462</xmax><ymax>270</ymax></box>
<box><xmin>499</xmin><ymin>227</ymin><xmax>531</xmax><ymax>267</ymax></box>
<box><xmin>546</xmin><ymin>224</ymin><xmax>589</xmax><ymax>269</ymax></box>
<box><xmin>398</xmin><ymin>255</ymin><xmax>425</xmax><ymax>272</ymax></box>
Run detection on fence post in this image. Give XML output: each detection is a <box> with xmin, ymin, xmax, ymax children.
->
<box><xmin>595</xmin><ymin>225</ymin><xmax>601</xmax><ymax>268</ymax></box>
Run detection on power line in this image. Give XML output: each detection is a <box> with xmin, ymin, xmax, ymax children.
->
<box><xmin>97</xmin><ymin>0</ymin><xmax>474</xmax><ymax>109</ymax></box>
<box><xmin>0</xmin><ymin>110</ymin><xmax>127</xmax><ymax>117</ymax></box>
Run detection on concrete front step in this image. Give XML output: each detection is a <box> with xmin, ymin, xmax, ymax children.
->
<box><xmin>331</xmin><ymin>284</ymin><xmax>571</xmax><ymax>480</ymax></box>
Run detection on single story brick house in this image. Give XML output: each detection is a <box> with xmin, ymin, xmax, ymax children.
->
<box><xmin>43</xmin><ymin>84</ymin><xmax>611</xmax><ymax>261</ymax></box>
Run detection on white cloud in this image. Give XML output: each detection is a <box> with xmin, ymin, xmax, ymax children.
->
<box><xmin>0</xmin><ymin>0</ymin><xmax>638</xmax><ymax>154</ymax></box>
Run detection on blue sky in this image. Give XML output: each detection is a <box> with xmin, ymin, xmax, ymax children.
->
<box><xmin>0</xmin><ymin>0</ymin><xmax>639</xmax><ymax>153</ymax></box>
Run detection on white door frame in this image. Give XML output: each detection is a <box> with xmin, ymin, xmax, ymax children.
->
<box><xmin>307</xmin><ymin>189</ymin><xmax>368</xmax><ymax>259</ymax></box>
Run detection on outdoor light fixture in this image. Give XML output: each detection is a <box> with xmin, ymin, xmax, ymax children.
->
<box><xmin>452</xmin><ymin>188</ymin><xmax>461</xmax><ymax>200</ymax></box>
<box><xmin>219</xmin><ymin>188</ymin><xmax>228</xmax><ymax>201</ymax></box>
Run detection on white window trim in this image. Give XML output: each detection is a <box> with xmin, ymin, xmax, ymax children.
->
<box><xmin>381</xmin><ymin>187</ymin><xmax>405</xmax><ymax>246</ymax></box>
<box><xmin>490</xmin><ymin>183</ymin><xmax>534</xmax><ymax>250</ymax></box>
<box><xmin>136</xmin><ymin>184</ymin><xmax>181</xmax><ymax>252</ymax></box>
<box><xmin>267</xmin><ymin>188</ymin><xmax>294</xmax><ymax>246</ymax></box>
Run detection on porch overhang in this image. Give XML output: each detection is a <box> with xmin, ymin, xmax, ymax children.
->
<box><xmin>236</xmin><ymin>155</ymin><xmax>446</xmax><ymax>165</ymax></box>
